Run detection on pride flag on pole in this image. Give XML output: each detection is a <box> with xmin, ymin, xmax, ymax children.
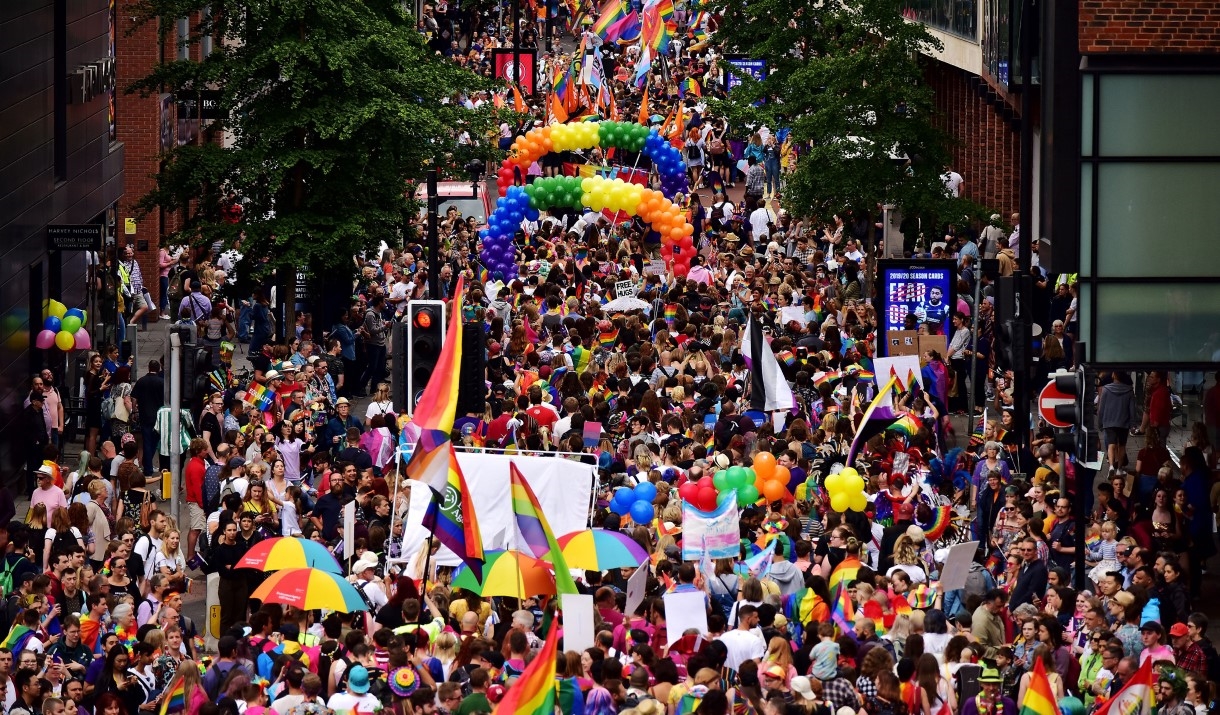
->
<box><xmin>828</xmin><ymin>556</ymin><xmax>860</xmax><ymax>632</ymax></box>
<box><xmin>1019</xmin><ymin>658</ymin><xmax>1062</xmax><ymax>715</ymax></box>
<box><xmin>159</xmin><ymin>676</ymin><xmax>186</xmax><ymax>715</ymax></box>
<box><xmin>495</xmin><ymin>604</ymin><xmax>560</xmax><ymax>715</ymax></box>
<box><xmin>509</xmin><ymin>462</ymin><xmax>580</xmax><ymax>594</ymax></box>
<box><xmin>408</xmin><ymin>277</ymin><xmax>465</xmax><ymax>453</ymax></box>
<box><xmin>413</xmin><ymin>442</ymin><xmax>484</xmax><ymax>580</ymax></box>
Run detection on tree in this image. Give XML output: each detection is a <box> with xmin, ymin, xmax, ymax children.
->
<box><xmin>130</xmin><ymin>0</ymin><xmax>496</xmax><ymax>327</ymax></box>
<box><xmin>708</xmin><ymin>0</ymin><xmax>954</xmax><ymax>229</ymax></box>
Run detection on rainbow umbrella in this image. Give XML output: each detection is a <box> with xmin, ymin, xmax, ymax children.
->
<box><xmin>249</xmin><ymin>568</ymin><xmax>367</xmax><ymax>612</ymax></box>
<box><xmin>237</xmin><ymin>537</ymin><xmax>343</xmax><ymax>575</ymax></box>
<box><xmin>557</xmin><ymin>529</ymin><xmax>649</xmax><ymax>570</ymax></box>
<box><xmin>451</xmin><ymin>550</ymin><xmax>556</xmax><ymax>599</ymax></box>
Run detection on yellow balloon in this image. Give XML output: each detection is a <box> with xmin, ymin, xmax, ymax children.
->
<box><xmin>54</xmin><ymin>330</ymin><xmax>75</xmax><ymax>351</ymax></box>
<box><xmin>581</xmin><ymin>178</ymin><xmax>595</xmax><ymax>193</ymax></box>
<box><xmin>830</xmin><ymin>493</ymin><xmax>850</xmax><ymax>513</ymax></box>
<box><xmin>839</xmin><ymin>467</ymin><xmax>859</xmax><ymax>481</ymax></box>
<box><xmin>850</xmin><ymin>494</ymin><xmax>869</xmax><ymax>512</ymax></box>
<box><xmin>581</xmin><ymin>192</ymin><xmax>593</xmax><ymax>207</ymax></box>
<box><xmin>46</xmin><ymin>300</ymin><xmax>67</xmax><ymax>320</ymax></box>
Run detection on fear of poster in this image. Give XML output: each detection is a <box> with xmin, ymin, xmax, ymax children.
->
<box><xmin>878</xmin><ymin>260</ymin><xmax>956</xmax><ymax>350</ymax></box>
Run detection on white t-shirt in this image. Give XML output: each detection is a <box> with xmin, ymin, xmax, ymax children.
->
<box><xmin>716</xmin><ymin>627</ymin><xmax>767</xmax><ymax>671</ymax></box>
<box><xmin>327</xmin><ymin>692</ymin><xmax>381</xmax><ymax>714</ymax></box>
<box><xmin>749</xmin><ymin>207</ymin><xmax>771</xmax><ymax>240</ymax></box>
<box><xmin>133</xmin><ymin>532</ymin><xmax>164</xmax><ymax>577</ymax></box>
<box><xmin>271</xmin><ymin>695</ymin><xmax>325</xmax><ymax>715</ymax></box>
<box><xmin>365</xmin><ymin>401</ymin><xmax>395</xmax><ymax>421</ymax></box>
<box><xmin>354</xmin><ymin>579</ymin><xmax>388</xmax><ymax>612</ymax></box>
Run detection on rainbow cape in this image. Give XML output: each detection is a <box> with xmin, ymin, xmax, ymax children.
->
<box><xmin>160</xmin><ymin>676</ymin><xmax>186</xmax><ymax>715</ymax></box>
<box><xmin>828</xmin><ymin>556</ymin><xmax>860</xmax><ymax>632</ymax></box>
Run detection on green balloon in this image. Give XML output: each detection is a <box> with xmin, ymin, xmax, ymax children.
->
<box><xmin>725</xmin><ymin>465</ymin><xmax>747</xmax><ymax>487</ymax></box>
<box><xmin>737</xmin><ymin>484</ymin><xmax>760</xmax><ymax>504</ymax></box>
<box><xmin>61</xmin><ymin>315</ymin><xmax>82</xmax><ymax>335</ymax></box>
<box><xmin>713</xmin><ymin>471</ymin><xmax>730</xmax><ymax>490</ymax></box>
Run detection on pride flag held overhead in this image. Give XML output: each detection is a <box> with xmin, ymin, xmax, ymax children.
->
<box><xmin>591</xmin><ymin>0</ymin><xmax>627</xmax><ymax>39</ymax></box>
<box><xmin>828</xmin><ymin>555</ymin><xmax>861</xmax><ymax>631</ymax></box>
<box><xmin>413</xmin><ymin>442</ymin><xmax>484</xmax><ymax>581</ymax></box>
<box><xmin>494</xmin><ymin>605</ymin><xmax>560</xmax><ymax>715</ymax></box>
<box><xmin>509</xmin><ymin>462</ymin><xmax>580</xmax><ymax>594</ymax></box>
<box><xmin>408</xmin><ymin>277</ymin><xmax>465</xmax><ymax>453</ymax></box>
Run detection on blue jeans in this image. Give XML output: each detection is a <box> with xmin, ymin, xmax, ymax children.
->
<box><xmin>361</xmin><ymin>343</ymin><xmax>387</xmax><ymax>394</ymax></box>
<box><xmin>238</xmin><ymin>304</ymin><xmax>252</xmax><ymax>342</ymax></box>
<box><xmin>141</xmin><ymin>423</ymin><xmax>159</xmax><ymax>475</ymax></box>
<box><xmin>159</xmin><ymin>276</ymin><xmax>170</xmax><ymax>311</ymax></box>
<box><xmin>764</xmin><ymin>160</ymin><xmax>780</xmax><ymax>194</ymax></box>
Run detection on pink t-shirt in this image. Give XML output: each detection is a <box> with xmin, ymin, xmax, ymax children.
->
<box><xmin>31</xmin><ymin>486</ymin><xmax>68</xmax><ymax>520</ymax></box>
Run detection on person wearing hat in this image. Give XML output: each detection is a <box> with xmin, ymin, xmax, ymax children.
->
<box><xmin>960</xmin><ymin>666</ymin><xmax>1016</xmax><ymax>715</ymax></box>
<box><xmin>30</xmin><ymin>462</ymin><xmax>67</xmax><ymax>521</ymax></box>
<box><xmin>349</xmin><ymin>552</ymin><xmax>388</xmax><ymax>612</ymax></box>
<box><xmin>20</xmin><ymin>390</ymin><xmax>49</xmax><ymax>493</ymax></box>
<box><xmin>1138</xmin><ymin>621</ymin><xmax>1174</xmax><ymax>665</ymax></box>
<box><xmin>759</xmin><ymin>662</ymin><xmax>790</xmax><ymax>696</ymax></box>
<box><xmin>325</xmin><ymin>397</ymin><xmax>363</xmax><ymax>455</ymax></box>
<box><xmin>326</xmin><ymin>664</ymin><xmax>382</xmax><ymax>714</ymax></box>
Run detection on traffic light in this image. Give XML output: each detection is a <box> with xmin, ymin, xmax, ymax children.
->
<box><xmin>995</xmin><ymin>275</ymin><xmax>1030</xmax><ymax>371</ymax></box>
<box><xmin>1052</xmin><ymin>365</ymin><xmax>1100</xmax><ymax>463</ymax></box>
<box><xmin>405</xmin><ymin>300</ymin><xmax>446</xmax><ymax>415</ymax></box>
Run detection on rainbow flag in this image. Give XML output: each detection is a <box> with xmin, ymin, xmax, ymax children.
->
<box><xmin>555</xmin><ymin>678</ymin><xmax>585</xmax><ymax>715</ymax></box>
<box><xmin>813</xmin><ymin>371</ymin><xmax>841</xmax><ymax>388</ymax></box>
<box><xmin>495</xmin><ymin>602</ymin><xmax>559</xmax><ymax>715</ymax></box>
<box><xmin>663</xmin><ymin>303</ymin><xmax>678</xmax><ymax>327</ymax></box>
<box><xmin>1092</xmin><ymin>658</ymin><xmax>1153</xmax><ymax>715</ymax></box>
<box><xmin>920</xmin><ymin>505</ymin><xmax>952</xmax><ymax>541</ymax></box>
<box><xmin>567</xmin><ymin>345</ymin><xmax>592</xmax><ymax>374</ymax></box>
<box><xmin>244</xmin><ymin>382</ymin><xmax>276</xmax><ymax>412</ymax></box>
<box><xmin>1020</xmin><ymin>658</ymin><xmax>1062</xmax><ymax>715</ymax></box>
<box><xmin>680</xmin><ymin>77</ymin><xmax>702</xmax><ymax>97</ymax></box>
<box><xmin>599</xmin><ymin>328</ymin><xmax>618</xmax><ymax>348</ymax></box>
<box><xmin>776</xmin><ymin>350</ymin><xmax>796</xmax><ymax>367</ymax></box>
<box><xmin>1</xmin><ymin>625</ymin><xmax>34</xmax><ymax>654</ymax></box>
<box><xmin>780</xmin><ymin>587</ymin><xmax>827</xmax><ymax>627</ymax></box>
<box><xmin>591</xmin><ymin>0</ymin><xmax>627</xmax><ymax>39</ymax></box>
<box><xmin>889</xmin><ymin>413</ymin><xmax>923</xmax><ymax>438</ymax></box>
<box><xmin>828</xmin><ymin>556</ymin><xmax>860</xmax><ymax>632</ymax></box>
<box><xmin>846</xmin><ymin>377</ymin><xmax>902</xmax><ymax>464</ymax></box>
<box><xmin>641</xmin><ymin>0</ymin><xmax>675</xmax><ymax>51</ymax></box>
<box><xmin>510</xmin><ymin>462</ymin><xmax>579</xmax><ymax>594</ymax></box>
<box><xmin>674</xmin><ymin>693</ymin><xmax>702</xmax><ymax>715</ymax></box>
<box><xmin>606</xmin><ymin>8</ymin><xmax>639</xmax><ymax>42</ymax></box>
<box><xmin>160</xmin><ymin>676</ymin><xmax>186</xmax><ymax>715</ymax></box>
<box><xmin>688</xmin><ymin>10</ymin><xmax>709</xmax><ymax>41</ymax></box>
<box><xmin>970</xmin><ymin>410</ymin><xmax>987</xmax><ymax>446</ymax></box>
<box><xmin>409</xmin><ymin>278</ymin><xmax>465</xmax><ymax>452</ymax></box>
<box><xmin>890</xmin><ymin>590</ymin><xmax>913</xmax><ymax>616</ymax></box>
<box><xmin>414</xmin><ymin>442</ymin><xmax>484</xmax><ymax>580</ymax></box>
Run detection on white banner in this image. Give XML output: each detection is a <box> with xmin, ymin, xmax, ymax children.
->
<box><xmin>682</xmin><ymin>494</ymin><xmax>740</xmax><ymax>561</ymax></box>
<box><xmin>402</xmin><ymin>452</ymin><xmax>596</xmax><ymax>568</ymax></box>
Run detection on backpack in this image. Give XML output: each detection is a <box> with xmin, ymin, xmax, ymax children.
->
<box><xmin>202</xmin><ymin>463</ymin><xmax>224</xmax><ymax>514</ymax></box>
<box><xmin>50</xmin><ymin>529</ymin><xmax>78</xmax><ymax>559</ymax></box>
<box><xmin>167</xmin><ymin>266</ymin><xmax>188</xmax><ymax>307</ymax></box>
<box><xmin>101</xmin><ymin>393</ymin><xmax>117</xmax><ymax>421</ymax></box>
<box><xmin>963</xmin><ymin>561</ymin><xmax>993</xmax><ymax>602</ymax></box>
<box><xmin>709</xmin><ymin>576</ymin><xmax>736</xmax><ymax>621</ymax></box>
<box><xmin>0</xmin><ymin>556</ymin><xmax>27</xmax><ymax>598</ymax></box>
<box><xmin>219</xmin><ymin>476</ymin><xmax>240</xmax><ymax>504</ymax></box>
<box><xmin>1199</xmin><ymin>637</ymin><xmax>1220</xmax><ymax>685</ymax></box>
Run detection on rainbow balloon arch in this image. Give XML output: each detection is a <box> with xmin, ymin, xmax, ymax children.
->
<box><xmin>482</xmin><ymin>120</ymin><xmax>694</xmax><ymax>282</ymax></box>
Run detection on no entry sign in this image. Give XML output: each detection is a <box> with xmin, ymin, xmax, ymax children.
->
<box><xmin>1039</xmin><ymin>380</ymin><xmax>1075</xmax><ymax>428</ymax></box>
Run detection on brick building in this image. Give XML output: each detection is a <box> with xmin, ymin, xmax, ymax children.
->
<box><xmin>914</xmin><ymin>0</ymin><xmax>1220</xmax><ymax>366</ymax></box>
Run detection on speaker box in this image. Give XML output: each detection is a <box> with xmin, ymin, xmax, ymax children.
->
<box><xmin>457</xmin><ymin>321</ymin><xmax>487</xmax><ymax>416</ymax></box>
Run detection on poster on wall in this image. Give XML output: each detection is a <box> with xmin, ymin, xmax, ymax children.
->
<box><xmin>492</xmin><ymin>49</ymin><xmax>538</xmax><ymax>95</ymax></box>
<box><xmin>877</xmin><ymin>260</ymin><xmax>956</xmax><ymax>354</ymax></box>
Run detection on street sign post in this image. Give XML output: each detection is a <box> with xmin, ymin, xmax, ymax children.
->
<box><xmin>1039</xmin><ymin>380</ymin><xmax>1074</xmax><ymax>428</ymax></box>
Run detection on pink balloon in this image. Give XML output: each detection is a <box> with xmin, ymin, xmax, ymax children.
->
<box><xmin>35</xmin><ymin>330</ymin><xmax>56</xmax><ymax>350</ymax></box>
<box><xmin>72</xmin><ymin>328</ymin><xmax>92</xmax><ymax>350</ymax></box>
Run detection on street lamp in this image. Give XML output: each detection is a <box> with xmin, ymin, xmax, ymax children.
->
<box><xmin>425</xmin><ymin>160</ymin><xmax>484</xmax><ymax>300</ymax></box>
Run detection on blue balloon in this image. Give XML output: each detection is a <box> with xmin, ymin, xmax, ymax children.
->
<box><xmin>629</xmin><ymin>500</ymin><xmax>655</xmax><ymax>525</ymax></box>
<box><xmin>43</xmin><ymin>316</ymin><xmax>61</xmax><ymax>332</ymax></box>
<box><xmin>64</xmin><ymin>308</ymin><xmax>85</xmax><ymax>321</ymax></box>
<box><xmin>478</xmin><ymin>229</ymin><xmax>489</xmax><ymax>239</ymax></box>
<box><xmin>525</xmin><ymin>208</ymin><xmax>540</xmax><ymax>221</ymax></box>
<box><xmin>612</xmin><ymin>486</ymin><xmax>634</xmax><ymax>506</ymax></box>
<box><xmin>633</xmin><ymin>481</ymin><xmax>658</xmax><ymax>503</ymax></box>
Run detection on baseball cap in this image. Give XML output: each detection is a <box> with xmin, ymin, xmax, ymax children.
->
<box><xmin>1139</xmin><ymin>621</ymin><xmax>1163</xmax><ymax>634</ymax></box>
<box><xmin>762</xmin><ymin>664</ymin><xmax>786</xmax><ymax>680</ymax></box>
<box><xmin>1168</xmin><ymin>623</ymin><xmax>1189</xmax><ymax>638</ymax></box>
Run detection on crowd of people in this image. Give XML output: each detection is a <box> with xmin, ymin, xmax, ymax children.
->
<box><xmin>7</xmin><ymin>2</ymin><xmax>1220</xmax><ymax>715</ymax></box>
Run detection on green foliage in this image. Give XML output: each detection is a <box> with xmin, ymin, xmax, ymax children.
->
<box><xmin>707</xmin><ymin>0</ymin><xmax>953</xmax><ymax>222</ymax></box>
<box><xmin>129</xmin><ymin>0</ymin><xmax>495</xmax><ymax>280</ymax></box>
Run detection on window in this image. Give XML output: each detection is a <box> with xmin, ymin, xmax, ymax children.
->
<box><xmin>902</xmin><ymin>0</ymin><xmax>978</xmax><ymax>41</ymax></box>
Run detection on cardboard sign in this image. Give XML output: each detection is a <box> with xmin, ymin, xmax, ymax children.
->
<box><xmin>664</xmin><ymin>591</ymin><xmax>709</xmax><ymax>645</ymax></box>
<box><xmin>917</xmin><ymin>335</ymin><xmax>948</xmax><ymax>363</ymax></box>
<box><xmin>644</xmin><ymin>260</ymin><xmax>667</xmax><ymax>276</ymax></box>
<box><xmin>615</xmin><ymin>280</ymin><xmax>638</xmax><ymax>298</ymax></box>
<box><xmin>886</xmin><ymin>330</ymin><xmax>920</xmax><ymax>357</ymax></box>
<box><xmin>624</xmin><ymin>564</ymin><xmax>648</xmax><ymax>617</ymax></box>
<box><xmin>560</xmin><ymin>593</ymin><xmax>595</xmax><ymax>651</ymax></box>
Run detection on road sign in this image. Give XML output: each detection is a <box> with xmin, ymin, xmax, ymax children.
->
<box><xmin>1039</xmin><ymin>380</ymin><xmax>1074</xmax><ymax>428</ymax></box>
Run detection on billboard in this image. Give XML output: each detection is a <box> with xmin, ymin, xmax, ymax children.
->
<box><xmin>725</xmin><ymin>56</ymin><xmax>767</xmax><ymax>90</ymax></box>
<box><xmin>492</xmin><ymin>49</ymin><xmax>538</xmax><ymax>95</ymax></box>
<box><xmin>877</xmin><ymin>260</ymin><xmax>956</xmax><ymax>353</ymax></box>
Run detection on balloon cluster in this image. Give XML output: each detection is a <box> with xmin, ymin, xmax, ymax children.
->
<box><xmin>479</xmin><ymin>185</ymin><xmax>531</xmax><ymax>281</ymax></box>
<box><xmin>677</xmin><ymin>475</ymin><xmax>722</xmax><ymax>512</ymax></box>
<box><xmin>495</xmin><ymin>121</ymin><xmax>689</xmax><ymax>200</ymax></box>
<box><xmin>751</xmin><ymin>452</ymin><xmax>792</xmax><ymax>504</ymax></box>
<box><xmin>825</xmin><ymin>466</ymin><xmax>867</xmax><ymax>513</ymax></box>
<box><xmin>610</xmin><ymin>481</ymin><xmax>658</xmax><ymax>524</ymax></box>
<box><xmin>36</xmin><ymin>300</ymin><xmax>91</xmax><ymax>352</ymax></box>
<box><xmin>710</xmin><ymin>465</ymin><xmax>759</xmax><ymax>506</ymax></box>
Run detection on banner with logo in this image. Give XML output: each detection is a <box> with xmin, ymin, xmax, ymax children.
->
<box><xmin>682</xmin><ymin>494</ymin><xmax>739</xmax><ymax>561</ymax></box>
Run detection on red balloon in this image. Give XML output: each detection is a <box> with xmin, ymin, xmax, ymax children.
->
<box><xmin>673</xmin><ymin>263</ymin><xmax>689</xmax><ymax>277</ymax></box>
<box><xmin>697</xmin><ymin>476</ymin><xmax>715</xmax><ymax>490</ymax></box>
<box><xmin>697</xmin><ymin>487</ymin><xmax>718</xmax><ymax>511</ymax></box>
<box><xmin>678</xmin><ymin>235</ymin><xmax>693</xmax><ymax>249</ymax></box>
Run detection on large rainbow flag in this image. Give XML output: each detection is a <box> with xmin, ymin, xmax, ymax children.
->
<box><xmin>414</xmin><ymin>442</ymin><xmax>484</xmax><ymax>580</ymax></box>
<box><xmin>845</xmin><ymin>376</ymin><xmax>902</xmax><ymax>463</ymax></box>
<box><xmin>510</xmin><ymin>462</ymin><xmax>580</xmax><ymax>594</ymax></box>
<box><xmin>495</xmin><ymin>605</ymin><xmax>560</xmax><ymax>715</ymax></box>
<box><xmin>828</xmin><ymin>556</ymin><xmax>860</xmax><ymax>632</ymax></box>
<box><xmin>159</xmin><ymin>676</ymin><xmax>186</xmax><ymax>715</ymax></box>
<box><xmin>409</xmin><ymin>277</ymin><xmax>465</xmax><ymax>453</ymax></box>
<box><xmin>591</xmin><ymin>0</ymin><xmax>627</xmax><ymax>39</ymax></box>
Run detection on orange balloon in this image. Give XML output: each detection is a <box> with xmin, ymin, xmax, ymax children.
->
<box><xmin>762</xmin><ymin>479</ymin><xmax>786</xmax><ymax>503</ymax></box>
<box><xmin>753</xmin><ymin>452</ymin><xmax>776</xmax><ymax>480</ymax></box>
<box><xmin>772</xmin><ymin>466</ymin><xmax>791</xmax><ymax>485</ymax></box>
<box><xmin>669</xmin><ymin>226</ymin><xmax>685</xmax><ymax>240</ymax></box>
<box><xmin>682</xmin><ymin>223</ymin><xmax>694</xmax><ymax>237</ymax></box>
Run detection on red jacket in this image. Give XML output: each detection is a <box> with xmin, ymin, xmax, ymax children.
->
<box><xmin>1148</xmin><ymin>384</ymin><xmax>1172</xmax><ymax>428</ymax></box>
<box><xmin>184</xmin><ymin>455</ymin><xmax>207</xmax><ymax>506</ymax></box>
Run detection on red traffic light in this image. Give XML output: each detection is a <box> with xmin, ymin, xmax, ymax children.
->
<box><xmin>414</xmin><ymin>309</ymin><xmax>434</xmax><ymax>330</ymax></box>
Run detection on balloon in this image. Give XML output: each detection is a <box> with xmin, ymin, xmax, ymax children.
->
<box><xmin>64</xmin><ymin>308</ymin><xmax>85</xmax><ymax>322</ymax></box>
<box><xmin>830</xmin><ymin>493</ymin><xmax>850</xmax><ymax>513</ymax></box>
<box><xmin>850</xmin><ymin>494</ymin><xmax>868</xmax><ymax>512</ymax></box>
<box><xmin>612</xmin><ymin>486</ymin><xmax>634</xmax><ymax>512</ymax></box>
<box><xmin>772</xmin><ymin>466</ymin><xmax>791</xmax><ymax>486</ymax></box>
<box><xmin>712</xmin><ymin>471</ymin><xmax>730</xmax><ymax>491</ymax></box>
<box><xmin>838</xmin><ymin>467</ymin><xmax>859</xmax><ymax>482</ymax></box>
<box><xmin>697</xmin><ymin>476</ymin><xmax>714</xmax><ymax>491</ymax></box>
<box><xmin>737</xmin><ymin>484</ymin><xmax>760</xmax><ymax>505</ymax></box>
<box><xmin>678</xmin><ymin>481</ymin><xmax>699</xmax><ymax>502</ymax></box>
<box><xmin>72</xmin><ymin>328</ymin><xmax>92</xmax><ymax>350</ymax></box>
<box><xmin>722</xmin><ymin>465</ymin><xmax>744</xmax><ymax>487</ymax></box>
<box><xmin>43</xmin><ymin>316</ymin><xmax>61</xmax><ymax>332</ymax></box>
<box><xmin>35</xmin><ymin>330</ymin><xmax>56</xmax><ymax>350</ymax></box>
<box><xmin>717</xmin><ymin>490</ymin><xmax>735</xmax><ymax>506</ymax></box>
<box><xmin>629</xmin><ymin>500</ymin><xmax>655</xmax><ymax>525</ymax></box>
<box><xmin>45</xmin><ymin>300</ymin><xmax>67</xmax><ymax>320</ymax></box>
<box><xmin>762</xmin><ymin>479</ymin><xmax>786</xmax><ymax>503</ymax></box>
<box><xmin>696</xmin><ymin>487</ymin><xmax>718</xmax><ymax>511</ymax></box>
<box><xmin>633</xmin><ymin>481</ymin><xmax>658</xmax><ymax>504</ymax></box>
<box><xmin>753</xmin><ymin>452</ymin><xmax>776</xmax><ymax>481</ymax></box>
<box><xmin>54</xmin><ymin>330</ymin><xmax>75</xmax><ymax>351</ymax></box>
<box><xmin>61</xmin><ymin>315</ymin><xmax>81</xmax><ymax>335</ymax></box>
<box><xmin>824</xmin><ymin>471</ymin><xmax>845</xmax><ymax>494</ymax></box>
